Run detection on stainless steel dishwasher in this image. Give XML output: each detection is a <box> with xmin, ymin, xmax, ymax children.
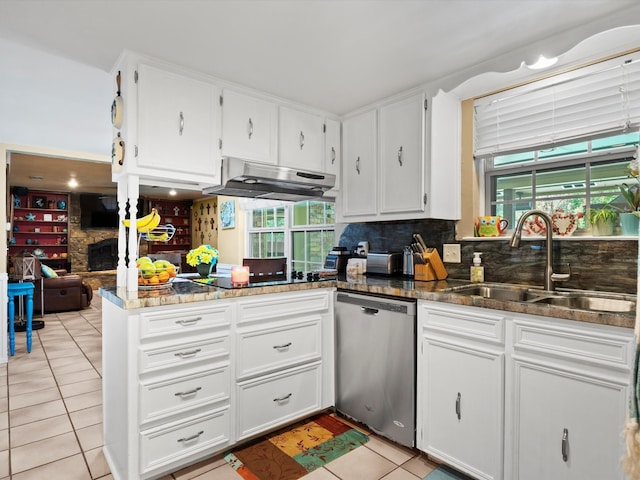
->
<box><xmin>335</xmin><ymin>291</ymin><xmax>416</xmax><ymax>448</ymax></box>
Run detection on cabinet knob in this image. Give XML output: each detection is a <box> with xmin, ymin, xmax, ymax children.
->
<box><xmin>562</xmin><ymin>428</ymin><xmax>569</xmax><ymax>462</ymax></box>
<box><xmin>177</xmin><ymin>430</ymin><xmax>204</xmax><ymax>443</ymax></box>
<box><xmin>174</xmin><ymin>386</ymin><xmax>202</xmax><ymax>397</ymax></box>
<box><xmin>179</xmin><ymin>112</ymin><xmax>184</xmax><ymax>136</ymax></box>
<box><xmin>273</xmin><ymin>393</ymin><xmax>293</xmax><ymax>403</ymax></box>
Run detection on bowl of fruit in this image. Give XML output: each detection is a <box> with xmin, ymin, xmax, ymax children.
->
<box><xmin>137</xmin><ymin>257</ymin><xmax>179</xmax><ymax>288</ymax></box>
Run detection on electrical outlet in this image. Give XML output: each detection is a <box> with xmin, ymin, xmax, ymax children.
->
<box><xmin>443</xmin><ymin>244</ymin><xmax>461</xmax><ymax>263</ymax></box>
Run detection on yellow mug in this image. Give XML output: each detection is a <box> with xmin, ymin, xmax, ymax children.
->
<box><xmin>475</xmin><ymin>216</ymin><xmax>509</xmax><ymax>237</ymax></box>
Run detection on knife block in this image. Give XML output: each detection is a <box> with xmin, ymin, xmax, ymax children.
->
<box><xmin>415</xmin><ymin>248</ymin><xmax>448</xmax><ymax>281</ymax></box>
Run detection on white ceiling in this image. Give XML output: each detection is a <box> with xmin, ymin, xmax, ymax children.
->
<box><xmin>1</xmin><ymin>0</ymin><xmax>639</xmax><ymax>115</ymax></box>
<box><xmin>1</xmin><ymin>0</ymin><xmax>639</xmax><ymax>198</ymax></box>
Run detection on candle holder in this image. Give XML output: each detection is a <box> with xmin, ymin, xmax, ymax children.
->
<box><xmin>231</xmin><ymin>266</ymin><xmax>250</xmax><ymax>287</ymax></box>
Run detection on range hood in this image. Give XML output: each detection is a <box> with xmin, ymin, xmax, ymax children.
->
<box><xmin>203</xmin><ymin>157</ymin><xmax>336</xmax><ymax>202</ymax></box>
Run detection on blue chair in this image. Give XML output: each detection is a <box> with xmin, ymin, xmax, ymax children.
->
<box><xmin>7</xmin><ymin>282</ymin><xmax>35</xmax><ymax>356</ymax></box>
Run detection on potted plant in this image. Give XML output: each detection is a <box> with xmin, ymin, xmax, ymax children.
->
<box><xmin>588</xmin><ymin>205</ymin><xmax>618</xmax><ymax>236</ymax></box>
<box><xmin>619</xmin><ymin>156</ymin><xmax>640</xmax><ymax>235</ymax></box>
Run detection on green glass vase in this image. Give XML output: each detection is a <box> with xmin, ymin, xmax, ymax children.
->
<box><xmin>196</xmin><ymin>263</ymin><xmax>213</xmax><ymax>278</ymax></box>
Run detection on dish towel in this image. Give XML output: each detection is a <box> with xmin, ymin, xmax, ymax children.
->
<box><xmin>623</xmin><ymin>231</ymin><xmax>640</xmax><ymax>478</ymax></box>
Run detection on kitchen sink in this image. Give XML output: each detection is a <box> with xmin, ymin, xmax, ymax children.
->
<box><xmin>527</xmin><ymin>292</ymin><xmax>636</xmax><ymax>313</ymax></box>
<box><xmin>443</xmin><ymin>284</ymin><xmax>532</xmax><ymax>302</ymax></box>
<box><xmin>443</xmin><ymin>283</ymin><xmax>636</xmax><ymax>314</ymax></box>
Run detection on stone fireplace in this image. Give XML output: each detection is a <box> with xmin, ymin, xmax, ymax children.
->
<box><xmin>88</xmin><ymin>238</ymin><xmax>118</xmax><ymax>271</ymax></box>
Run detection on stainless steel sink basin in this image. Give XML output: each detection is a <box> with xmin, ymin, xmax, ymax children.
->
<box><xmin>443</xmin><ymin>284</ymin><xmax>532</xmax><ymax>302</ymax></box>
<box><xmin>443</xmin><ymin>283</ymin><xmax>636</xmax><ymax>314</ymax></box>
<box><xmin>527</xmin><ymin>292</ymin><xmax>636</xmax><ymax>313</ymax></box>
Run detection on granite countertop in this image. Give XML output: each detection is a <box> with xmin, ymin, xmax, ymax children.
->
<box><xmin>100</xmin><ymin>275</ymin><xmax>635</xmax><ymax>329</ymax></box>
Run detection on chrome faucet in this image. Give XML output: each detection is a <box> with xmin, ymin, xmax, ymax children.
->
<box><xmin>510</xmin><ymin>210</ymin><xmax>570</xmax><ymax>291</ymax></box>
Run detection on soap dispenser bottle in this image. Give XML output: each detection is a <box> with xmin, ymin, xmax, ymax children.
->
<box><xmin>470</xmin><ymin>252</ymin><xmax>484</xmax><ymax>283</ymax></box>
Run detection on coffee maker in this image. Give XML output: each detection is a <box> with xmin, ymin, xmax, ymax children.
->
<box><xmin>324</xmin><ymin>246</ymin><xmax>352</xmax><ymax>272</ymax></box>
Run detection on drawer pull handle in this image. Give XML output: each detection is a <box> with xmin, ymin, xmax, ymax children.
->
<box><xmin>455</xmin><ymin>392</ymin><xmax>461</xmax><ymax>420</ymax></box>
<box><xmin>177</xmin><ymin>430</ymin><xmax>204</xmax><ymax>443</ymax></box>
<box><xmin>175</xmin><ymin>386</ymin><xmax>202</xmax><ymax>397</ymax></box>
<box><xmin>174</xmin><ymin>348</ymin><xmax>202</xmax><ymax>358</ymax></box>
<box><xmin>273</xmin><ymin>342</ymin><xmax>292</xmax><ymax>350</ymax></box>
<box><xmin>175</xmin><ymin>317</ymin><xmax>202</xmax><ymax>326</ymax></box>
<box><xmin>562</xmin><ymin>428</ymin><xmax>569</xmax><ymax>462</ymax></box>
<box><xmin>273</xmin><ymin>393</ymin><xmax>292</xmax><ymax>403</ymax></box>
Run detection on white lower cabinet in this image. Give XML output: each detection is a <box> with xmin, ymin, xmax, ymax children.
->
<box><xmin>103</xmin><ymin>289</ymin><xmax>334</xmax><ymax>480</ymax></box>
<box><xmin>234</xmin><ymin>290</ymin><xmax>334</xmax><ymax>441</ymax></box>
<box><xmin>417</xmin><ymin>300</ymin><xmax>633</xmax><ymax>480</ymax></box>
<box><xmin>237</xmin><ymin>362</ymin><xmax>322</xmax><ymax>440</ymax></box>
<box><xmin>417</xmin><ymin>301</ymin><xmax>505</xmax><ymax>480</ymax></box>
<box><xmin>139</xmin><ymin>407</ymin><xmax>231</xmax><ymax>474</ymax></box>
<box><xmin>507</xmin><ymin>316</ymin><xmax>632</xmax><ymax>480</ymax></box>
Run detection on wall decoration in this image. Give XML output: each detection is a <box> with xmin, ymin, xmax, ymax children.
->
<box><xmin>220</xmin><ymin>200</ymin><xmax>235</xmax><ymax>229</ymax></box>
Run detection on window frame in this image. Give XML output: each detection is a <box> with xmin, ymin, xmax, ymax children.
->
<box><xmin>483</xmin><ymin>139</ymin><xmax>638</xmax><ymax>230</ymax></box>
<box><xmin>245</xmin><ymin>201</ymin><xmax>335</xmax><ymax>273</ymax></box>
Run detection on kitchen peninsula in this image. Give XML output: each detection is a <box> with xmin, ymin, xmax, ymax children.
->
<box><xmin>101</xmin><ymin>275</ymin><xmax>634</xmax><ymax>480</ymax></box>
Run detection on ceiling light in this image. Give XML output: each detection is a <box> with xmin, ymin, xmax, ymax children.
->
<box><xmin>169</xmin><ymin>189</ymin><xmax>177</xmax><ymax>196</ymax></box>
<box><xmin>527</xmin><ymin>55</ymin><xmax>558</xmax><ymax>70</ymax></box>
<box><xmin>68</xmin><ymin>178</ymin><xmax>78</xmax><ymax>188</ymax></box>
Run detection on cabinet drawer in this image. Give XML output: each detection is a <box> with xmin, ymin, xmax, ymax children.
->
<box><xmin>512</xmin><ymin>317</ymin><xmax>633</xmax><ymax>372</ymax></box>
<box><xmin>419</xmin><ymin>301</ymin><xmax>505</xmax><ymax>345</ymax></box>
<box><xmin>139</xmin><ymin>336</ymin><xmax>230</xmax><ymax>374</ymax></box>
<box><xmin>139</xmin><ymin>303</ymin><xmax>231</xmax><ymax>340</ymax></box>
<box><xmin>237</xmin><ymin>362</ymin><xmax>322</xmax><ymax>440</ymax></box>
<box><xmin>237</xmin><ymin>291</ymin><xmax>330</xmax><ymax>325</ymax></box>
<box><xmin>237</xmin><ymin>318</ymin><xmax>321</xmax><ymax>379</ymax></box>
<box><xmin>140</xmin><ymin>407</ymin><xmax>230</xmax><ymax>474</ymax></box>
<box><xmin>140</xmin><ymin>365</ymin><xmax>230</xmax><ymax>424</ymax></box>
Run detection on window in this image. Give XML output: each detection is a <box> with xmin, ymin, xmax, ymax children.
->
<box><xmin>475</xmin><ymin>51</ymin><xmax>640</xmax><ymax>233</ymax></box>
<box><xmin>485</xmin><ymin>132</ymin><xmax>639</xmax><ymax>229</ymax></box>
<box><xmin>247</xmin><ymin>201</ymin><xmax>335</xmax><ymax>272</ymax></box>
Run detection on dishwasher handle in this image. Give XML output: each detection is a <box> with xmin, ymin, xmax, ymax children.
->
<box><xmin>361</xmin><ymin>307</ymin><xmax>379</xmax><ymax>315</ymax></box>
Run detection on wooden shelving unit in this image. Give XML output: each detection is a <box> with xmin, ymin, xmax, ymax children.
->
<box><xmin>10</xmin><ymin>190</ymin><xmax>71</xmax><ymax>270</ymax></box>
<box><xmin>146</xmin><ymin>199</ymin><xmax>192</xmax><ymax>254</ymax></box>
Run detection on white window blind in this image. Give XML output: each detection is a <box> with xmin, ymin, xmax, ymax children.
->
<box><xmin>474</xmin><ymin>53</ymin><xmax>640</xmax><ymax>158</ymax></box>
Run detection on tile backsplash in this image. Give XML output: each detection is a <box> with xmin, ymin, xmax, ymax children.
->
<box><xmin>338</xmin><ymin>219</ymin><xmax>638</xmax><ymax>294</ymax></box>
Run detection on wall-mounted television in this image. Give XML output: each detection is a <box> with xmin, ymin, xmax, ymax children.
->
<box><xmin>80</xmin><ymin>194</ymin><xmax>146</xmax><ymax>229</ymax></box>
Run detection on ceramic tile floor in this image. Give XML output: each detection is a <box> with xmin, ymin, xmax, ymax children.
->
<box><xmin>1</xmin><ymin>292</ymin><xmax>441</xmax><ymax>480</ymax></box>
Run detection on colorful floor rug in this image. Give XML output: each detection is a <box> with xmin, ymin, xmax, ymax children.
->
<box><xmin>224</xmin><ymin>413</ymin><xmax>369</xmax><ymax>480</ymax></box>
<box><xmin>424</xmin><ymin>465</ymin><xmax>474</xmax><ymax>479</ymax></box>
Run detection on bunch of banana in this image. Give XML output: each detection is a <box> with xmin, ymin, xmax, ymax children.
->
<box><xmin>145</xmin><ymin>231</ymin><xmax>169</xmax><ymax>241</ymax></box>
<box><xmin>122</xmin><ymin>208</ymin><xmax>161</xmax><ymax>233</ymax></box>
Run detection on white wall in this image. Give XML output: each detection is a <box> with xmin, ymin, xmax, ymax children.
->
<box><xmin>0</xmin><ymin>37</ymin><xmax>112</xmax><ymax>155</ymax></box>
<box><xmin>0</xmin><ymin>39</ymin><xmax>111</xmax><ymax>363</ymax></box>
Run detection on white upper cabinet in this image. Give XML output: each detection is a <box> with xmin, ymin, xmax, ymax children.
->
<box><xmin>379</xmin><ymin>93</ymin><xmax>426</xmax><ymax>215</ymax></box>
<box><xmin>221</xmin><ymin>89</ymin><xmax>278</xmax><ymax>165</ymax></box>
<box><xmin>278</xmin><ymin>106</ymin><xmax>323</xmax><ymax>171</ymax></box>
<box><xmin>111</xmin><ymin>56</ymin><xmax>222</xmax><ymax>187</ymax></box>
<box><xmin>427</xmin><ymin>89</ymin><xmax>461</xmax><ymax>220</ymax></box>
<box><xmin>341</xmin><ymin>109</ymin><xmax>377</xmax><ymax>218</ymax></box>
<box><xmin>337</xmin><ymin>89</ymin><xmax>461</xmax><ymax>223</ymax></box>
<box><xmin>324</xmin><ymin>118</ymin><xmax>341</xmax><ymax>191</ymax></box>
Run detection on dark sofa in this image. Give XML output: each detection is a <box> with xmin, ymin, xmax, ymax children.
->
<box><xmin>33</xmin><ymin>273</ymin><xmax>93</xmax><ymax>314</ymax></box>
